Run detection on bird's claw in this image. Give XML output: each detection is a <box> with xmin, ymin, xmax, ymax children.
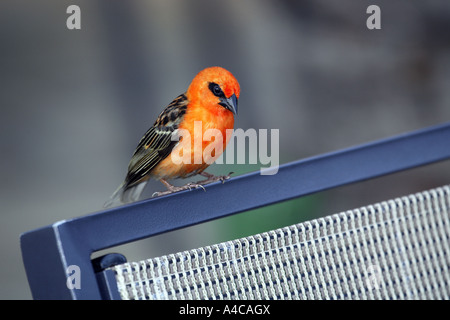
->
<box><xmin>187</xmin><ymin>183</ymin><xmax>206</xmax><ymax>192</ymax></box>
<box><xmin>198</xmin><ymin>171</ymin><xmax>234</xmax><ymax>185</ymax></box>
<box><xmin>220</xmin><ymin>171</ymin><xmax>234</xmax><ymax>183</ymax></box>
<box><xmin>152</xmin><ymin>190</ymin><xmax>171</xmax><ymax>197</ymax></box>
<box><xmin>152</xmin><ymin>182</ymin><xmax>206</xmax><ymax>197</ymax></box>
<box><xmin>152</xmin><ymin>172</ymin><xmax>234</xmax><ymax>197</ymax></box>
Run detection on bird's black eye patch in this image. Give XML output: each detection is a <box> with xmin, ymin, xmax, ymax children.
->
<box><xmin>209</xmin><ymin>82</ymin><xmax>225</xmax><ymax>98</ymax></box>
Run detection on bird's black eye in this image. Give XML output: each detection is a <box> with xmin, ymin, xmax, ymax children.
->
<box><xmin>209</xmin><ymin>82</ymin><xmax>224</xmax><ymax>97</ymax></box>
<box><xmin>213</xmin><ymin>84</ymin><xmax>221</xmax><ymax>96</ymax></box>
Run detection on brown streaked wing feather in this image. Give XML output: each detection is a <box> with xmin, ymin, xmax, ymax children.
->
<box><xmin>124</xmin><ymin>93</ymin><xmax>188</xmax><ymax>189</ymax></box>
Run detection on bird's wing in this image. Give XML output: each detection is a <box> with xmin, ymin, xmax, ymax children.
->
<box><xmin>124</xmin><ymin>93</ymin><xmax>188</xmax><ymax>189</ymax></box>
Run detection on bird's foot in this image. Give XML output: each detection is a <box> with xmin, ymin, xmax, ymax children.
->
<box><xmin>152</xmin><ymin>179</ymin><xmax>206</xmax><ymax>197</ymax></box>
<box><xmin>151</xmin><ymin>174</ymin><xmax>233</xmax><ymax>197</ymax></box>
<box><xmin>197</xmin><ymin>171</ymin><xmax>234</xmax><ymax>185</ymax></box>
<box><xmin>186</xmin><ymin>182</ymin><xmax>206</xmax><ymax>192</ymax></box>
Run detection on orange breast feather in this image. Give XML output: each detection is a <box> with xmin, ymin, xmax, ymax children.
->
<box><xmin>151</xmin><ymin>103</ymin><xmax>234</xmax><ymax>179</ymax></box>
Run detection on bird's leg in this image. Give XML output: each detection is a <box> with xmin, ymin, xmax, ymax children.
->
<box><xmin>197</xmin><ymin>171</ymin><xmax>234</xmax><ymax>185</ymax></box>
<box><xmin>152</xmin><ymin>178</ymin><xmax>206</xmax><ymax>197</ymax></box>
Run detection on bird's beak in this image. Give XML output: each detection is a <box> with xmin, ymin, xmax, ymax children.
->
<box><xmin>220</xmin><ymin>94</ymin><xmax>238</xmax><ymax>115</ymax></box>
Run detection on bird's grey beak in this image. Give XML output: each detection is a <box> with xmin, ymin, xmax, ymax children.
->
<box><xmin>220</xmin><ymin>94</ymin><xmax>238</xmax><ymax>115</ymax></box>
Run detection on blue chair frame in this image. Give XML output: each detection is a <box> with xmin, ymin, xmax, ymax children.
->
<box><xmin>20</xmin><ymin>122</ymin><xmax>450</xmax><ymax>299</ymax></box>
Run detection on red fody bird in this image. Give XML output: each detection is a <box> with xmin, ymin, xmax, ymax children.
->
<box><xmin>105</xmin><ymin>67</ymin><xmax>240</xmax><ymax>207</ymax></box>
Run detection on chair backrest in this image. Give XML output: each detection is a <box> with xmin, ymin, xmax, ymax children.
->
<box><xmin>20</xmin><ymin>122</ymin><xmax>450</xmax><ymax>299</ymax></box>
<box><xmin>111</xmin><ymin>185</ymin><xmax>450</xmax><ymax>300</ymax></box>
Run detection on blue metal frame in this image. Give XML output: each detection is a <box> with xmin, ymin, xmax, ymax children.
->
<box><xmin>21</xmin><ymin>122</ymin><xmax>450</xmax><ymax>299</ymax></box>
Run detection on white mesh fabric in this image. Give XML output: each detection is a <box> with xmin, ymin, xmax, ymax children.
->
<box><xmin>111</xmin><ymin>185</ymin><xmax>450</xmax><ymax>300</ymax></box>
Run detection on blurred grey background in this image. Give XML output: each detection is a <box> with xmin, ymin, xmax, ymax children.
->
<box><xmin>1</xmin><ymin>0</ymin><xmax>450</xmax><ymax>299</ymax></box>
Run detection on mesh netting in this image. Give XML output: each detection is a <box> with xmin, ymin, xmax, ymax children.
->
<box><xmin>111</xmin><ymin>185</ymin><xmax>450</xmax><ymax>299</ymax></box>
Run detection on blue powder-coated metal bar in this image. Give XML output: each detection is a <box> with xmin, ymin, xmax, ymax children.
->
<box><xmin>21</xmin><ymin>122</ymin><xmax>450</xmax><ymax>299</ymax></box>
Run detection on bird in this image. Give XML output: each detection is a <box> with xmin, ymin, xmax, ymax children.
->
<box><xmin>104</xmin><ymin>66</ymin><xmax>240</xmax><ymax>207</ymax></box>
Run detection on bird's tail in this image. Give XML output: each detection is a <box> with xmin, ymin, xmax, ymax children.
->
<box><xmin>103</xmin><ymin>182</ymin><xmax>125</xmax><ymax>208</ymax></box>
<box><xmin>103</xmin><ymin>181</ymin><xmax>149</xmax><ymax>208</ymax></box>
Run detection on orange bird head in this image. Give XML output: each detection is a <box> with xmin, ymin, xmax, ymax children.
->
<box><xmin>186</xmin><ymin>66</ymin><xmax>240</xmax><ymax>116</ymax></box>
